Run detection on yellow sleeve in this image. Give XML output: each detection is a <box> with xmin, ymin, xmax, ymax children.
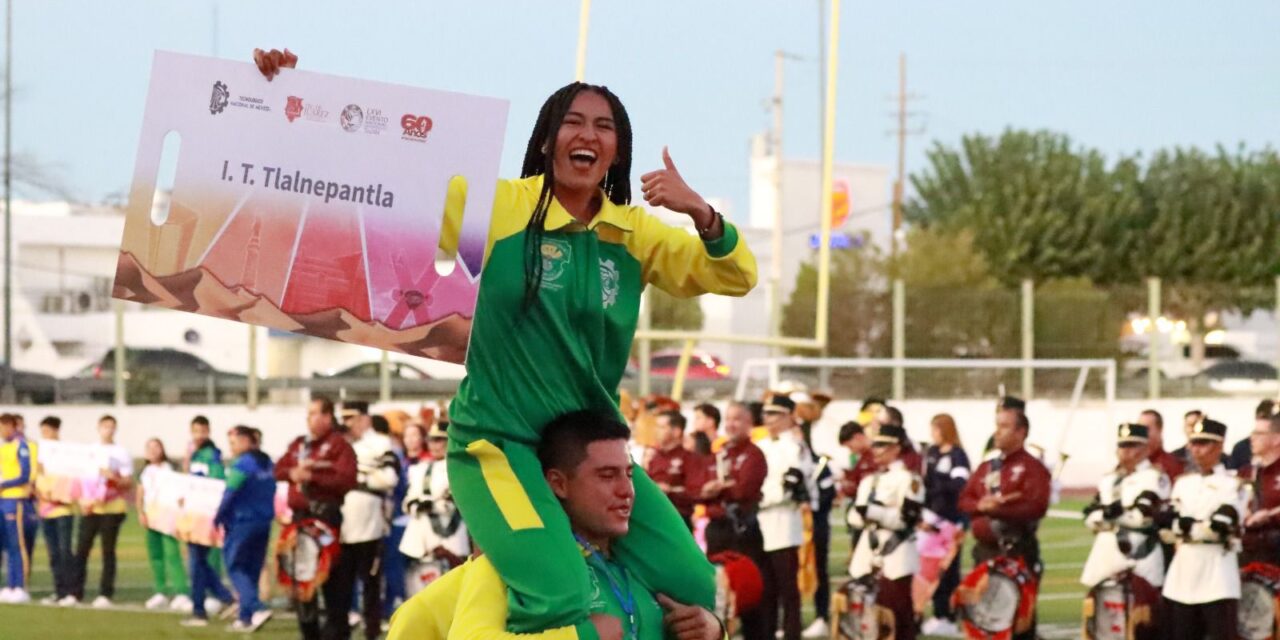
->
<box><xmin>446</xmin><ymin>556</ymin><xmax>580</xmax><ymax>640</ymax></box>
<box><xmin>388</xmin><ymin>561</ymin><xmax>469</xmax><ymax>640</ymax></box>
<box><xmin>627</xmin><ymin>210</ymin><xmax>757</xmax><ymax>299</ymax></box>
<box><xmin>439</xmin><ymin>178</ymin><xmax>533</xmax><ymax>270</ymax></box>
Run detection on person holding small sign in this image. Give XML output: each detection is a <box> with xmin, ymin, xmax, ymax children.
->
<box><xmin>255</xmin><ymin>47</ymin><xmax>756</xmax><ymax>640</ymax></box>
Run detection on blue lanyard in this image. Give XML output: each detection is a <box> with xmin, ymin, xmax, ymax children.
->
<box><xmin>575</xmin><ymin>534</ymin><xmax>638</xmax><ymax>640</ymax></box>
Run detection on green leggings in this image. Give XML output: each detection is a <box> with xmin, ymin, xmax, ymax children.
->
<box><xmin>447</xmin><ymin>436</ymin><xmax>715</xmax><ymax>639</ymax></box>
<box><xmin>144</xmin><ymin>529</ymin><xmax>189</xmax><ymax>596</ymax></box>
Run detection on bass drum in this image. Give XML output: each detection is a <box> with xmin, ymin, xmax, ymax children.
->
<box><xmin>953</xmin><ymin>556</ymin><xmax>1037</xmax><ymax>639</ymax></box>
<box><xmin>1239</xmin><ymin>563</ymin><xmax>1280</xmax><ymax>640</ymax></box>
<box><xmin>832</xmin><ymin>577</ymin><xmax>894</xmax><ymax>640</ymax></box>
<box><xmin>1082</xmin><ymin>571</ymin><xmax>1161</xmax><ymax>640</ymax></box>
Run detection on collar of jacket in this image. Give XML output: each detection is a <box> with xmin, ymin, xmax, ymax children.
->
<box><xmin>529</xmin><ymin>174</ymin><xmax>635</xmax><ymax>233</ymax></box>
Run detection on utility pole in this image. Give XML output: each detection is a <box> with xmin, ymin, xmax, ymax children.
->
<box><xmin>767</xmin><ymin>50</ymin><xmax>801</xmax><ymax>347</ymax></box>
<box><xmin>889</xmin><ymin>53</ymin><xmax>923</xmax><ymax>259</ymax></box>
<box><xmin>888</xmin><ymin>53</ymin><xmax>922</xmax><ymax>399</ymax></box>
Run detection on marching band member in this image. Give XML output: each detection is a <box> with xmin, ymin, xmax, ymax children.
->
<box><xmin>958</xmin><ymin>403</ymin><xmax>1050</xmax><ymax>640</ymax></box>
<box><xmin>1159</xmin><ymin>418</ymin><xmax>1248</xmax><ymax>640</ymax></box>
<box><xmin>1080</xmin><ymin>423</ymin><xmax>1171</xmax><ymax>590</ymax></box>
<box><xmin>846</xmin><ymin>424</ymin><xmax>924</xmax><ymax>640</ymax></box>
<box><xmin>400</xmin><ymin>423</ymin><xmax>470</xmax><ymax>592</ymax></box>
<box><xmin>1241</xmin><ymin>409</ymin><xmax>1280</xmax><ymax>566</ymax></box>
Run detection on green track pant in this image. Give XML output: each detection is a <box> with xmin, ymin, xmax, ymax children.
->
<box><xmin>447</xmin><ymin>436</ymin><xmax>715</xmax><ymax>639</ymax></box>
<box><xmin>144</xmin><ymin>528</ymin><xmax>189</xmax><ymax>596</ymax></box>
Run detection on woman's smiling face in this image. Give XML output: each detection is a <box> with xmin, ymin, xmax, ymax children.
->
<box><xmin>551</xmin><ymin>90</ymin><xmax>617</xmax><ymax>196</ymax></box>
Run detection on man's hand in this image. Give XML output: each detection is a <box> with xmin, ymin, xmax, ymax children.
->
<box><xmin>976</xmin><ymin>496</ymin><xmax>1000</xmax><ymax>513</ymax></box>
<box><xmin>1246</xmin><ymin>508</ymin><xmax>1277</xmax><ymax>528</ymax></box>
<box><xmin>656</xmin><ymin>594</ymin><xmax>722</xmax><ymax>640</ymax></box>
<box><xmin>640</xmin><ymin>147</ymin><xmax>716</xmax><ymax>230</ymax></box>
<box><xmin>656</xmin><ymin>482</ymin><xmax>672</xmax><ymax>493</ymax></box>
<box><xmin>590</xmin><ymin>614</ymin><xmax>623</xmax><ymax>640</ymax></box>
<box><xmin>253</xmin><ymin>48</ymin><xmax>298</xmax><ymax>81</ymax></box>
<box><xmin>289</xmin><ymin>467</ymin><xmax>313</xmax><ymax>483</ymax></box>
<box><xmin>700</xmin><ymin>479</ymin><xmax>722</xmax><ymax>499</ymax></box>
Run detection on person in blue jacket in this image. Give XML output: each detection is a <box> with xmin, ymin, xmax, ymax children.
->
<box><xmin>213</xmin><ymin>425</ymin><xmax>277</xmax><ymax>633</ymax></box>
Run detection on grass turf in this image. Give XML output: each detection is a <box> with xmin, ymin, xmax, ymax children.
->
<box><xmin>0</xmin><ymin>501</ymin><xmax>1092</xmax><ymax>639</ymax></box>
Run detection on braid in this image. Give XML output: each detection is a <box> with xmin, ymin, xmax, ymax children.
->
<box><xmin>518</xmin><ymin>83</ymin><xmax>635</xmax><ymax>312</ymax></box>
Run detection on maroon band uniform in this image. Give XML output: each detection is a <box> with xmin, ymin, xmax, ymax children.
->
<box><xmin>647</xmin><ymin>445</ymin><xmax>707</xmax><ymax>520</ymax></box>
<box><xmin>1241</xmin><ymin>456</ymin><xmax>1280</xmax><ymax>566</ymax></box>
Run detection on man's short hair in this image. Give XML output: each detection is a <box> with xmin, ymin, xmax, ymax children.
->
<box><xmin>99</xmin><ymin>414</ymin><xmax>117</xmax><ymax>426</ymax></box>
<box><xmin>1256</xmin><ymin>400</ymin><xmax>1277</xmax><ymax>420</ymax></box>
<box><xmin>40</xmin><ymin>416</ymin><xmax>61</xmax><ymax>429</ymax></box>
<box><xmin>1142</xmin><ymin>409</ymin><xmax>1164</xmax><ymax>429</ymax></box>
<box><xmin>370</xmin><ymin>415</ymin><xmax>390</xmax><ymax>435</ymax></box>
<box><xmin>0</xmin><ymin>414</ymin><xmax>16</xmax><ymax>428</ymax></box>
<box><xmin>693</xmin><ymin>403</ymin><xmax>721</xmax><ymax>426</ymax></box>
<box><xmin>838</xmin><ymin>421</ymin><xmax>864</xmax><ymax>444</ymax></box>
<box><xmin>312</xmin><ymin>396</ymin><xmax>335</xmax><ymax>416</ymax></box>
<box><xmin>658</xmin><ymin>410</ymin><xmax>687</xmax><ymax>431</ymax></box>
<box><xmin>1184</xmin><ymin>410</ymin><xmax>1203</xmax><ymax>420</ymax></box>
<box><xmin>537</xmin><ymin>410</ymin><xmax>631</xmax><ymax>476</ymax></box>
<box><xmin>191</xmin><ymin>415</ymin><xmax>210</xmax><ymax>428</ymax></box>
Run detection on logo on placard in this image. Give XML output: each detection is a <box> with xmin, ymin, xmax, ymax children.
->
<box><xmin>401</xmin><ymin>114</ymin><xmax>433</xmax><ymax>142</ymax></box>
<box><xmin>340</xmin><ymin>104</ymin><xmax>364</xmax><ymax>132</ymax></box>
<box><xmin>285</xmin><ymin>96</ymin><xmax>303</xmax><ymax>122</ymax></box>
<box><xmin>363</xmin><ymin>107</ymin><xmax>389</xmax><ymax>134</ymax></box>
<box><xmin>209</xmin><ymin>81</ymin><xmax>230</xmax><ymax>115</ymax></box>
<box><xmin>304</xmin><ymin>103</ymin><xmax>330</xmax><ymax>123</ymax></box>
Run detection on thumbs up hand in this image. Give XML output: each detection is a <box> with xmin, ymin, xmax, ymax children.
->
<box><xmin>640</xmin><ymin>146</ymin><xmax>716</xmax><ymax>230</ymax></box>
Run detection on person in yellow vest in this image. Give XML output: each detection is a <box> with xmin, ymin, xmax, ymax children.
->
<box><xmin>0</xmin><ymin>413</ymin><xmax>38</xmax><ymax>603</ymax></box>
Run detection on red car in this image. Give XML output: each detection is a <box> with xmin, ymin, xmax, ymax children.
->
<box><xmin>648</xmin><ymin>350</ymin><xmax>731</xmax><ymax>380</ymax></box>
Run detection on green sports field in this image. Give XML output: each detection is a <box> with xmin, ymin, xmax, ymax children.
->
<box><xmin>0</xmin><ymin>501</ymin><xmax>1092</xmax><ymax>639</ymax></box>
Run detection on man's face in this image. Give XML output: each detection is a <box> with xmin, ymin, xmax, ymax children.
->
<box><xmin>1183</xmin><ymin>413</ymin><xmax>1201</xmax><ymax>436</ymax></box>
<box><xmin>1189</xmin><ymin>439</ymin><xmax>1222</xmax><ymax>471</ymax></box>
<box><xmin>655</xmin><ymin>415</ymin><xmax>682</xmax><ymax>450</ymax></box>
<box><xmin>190</xmin><ymin>422</ymin><xmax>210</xmax><ymax>446</ymax></box>
<box><xmin>871</xmin><ymin>443</ymin><xmax>899</xmax><ymax>468</ymax></box>
<box><xmin>0</xmin><ymin>421</ymin><xmax>14</xmax><ymax>440</ymax></box>
<box><xmin>307</xmin><ymin>401</ymin><xmax>333</xmax><ymax>439</ymax></box>
<box><xmin>992</xmin><ymin>410</ymin><xmax>1024</xmax><ymax>453</ymax></box>
<box><xmin>98</xmin><ymin>419</ymin><xmax>116</xmax><ymax>442</ymax></box>
<box><xmin>1250</xmin><ymin>421</ymin><xmax>1280</xmax><ymax>459</ymax></box>
<box><xmin>874</xmin><ymin>405</ymin><xmax>892</xmax><ymax>428</ymax></box>
<box><xmin>548</xmin><ymin>439</ymin><xmax>635</xmax><ymax>543</ymax></box>
<box><xmin>763</xmin><ymin>410</ymin><xmax>792</xmax><ymax>436</ymax></box>
<box><xmin>724</xmin><ymin>405</ymin><xmax>753</xmax><ymax>441</ymax></box>
<box><xmin>1116</xmin><ymin>443</ymin><xmax>1146</xmax><ymax>468</ymax></box>
<box><xmin>844</xmin><ymin>433</ymin><xmax>869</xmax><ymax>455</ymax></box>
<box><xmin>39</xmin><ymin>425</ymin><xmax>59</xmax><ymax>441</ymax></box>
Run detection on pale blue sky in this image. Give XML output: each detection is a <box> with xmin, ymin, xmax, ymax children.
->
<box><xmin>14</xmin><ymin>0</ymin><xmax>1280</xmax><ymax>222</ymax></box>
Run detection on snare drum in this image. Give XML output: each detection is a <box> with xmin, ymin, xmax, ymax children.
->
<box><xmin>953</xmin><ymin>556</ymin><xmax>1038</xmax><ymax>639</ymax></box>
<box><xmin>1239</xmin><ymin>563</ymin><xmax>1280</xmax><ymax>640</ymax></box>
<box><xmin>276</xmin><ymin>518</ymin><xmax>339</xmax><ymax>603</ymax></box>
<box><xmin>832</xmin><ymin>577</ymin><xmax>894</xmax><ymax>640</ymax></box>
<box><xmin>1082</xmin><ymin>571</ymin><xmax>1160</xmax><ymax>640</ymax></box>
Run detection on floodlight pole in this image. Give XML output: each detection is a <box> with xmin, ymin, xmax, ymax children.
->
<box><xmin>575</xmin><ymin>0</ymin><xmax>591</xmax><ymax>82</ymax></box>
<box><xmin>1</xmin><ymin>0</ymin><xmax>11</xmax><ymax>403</ymax></box>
